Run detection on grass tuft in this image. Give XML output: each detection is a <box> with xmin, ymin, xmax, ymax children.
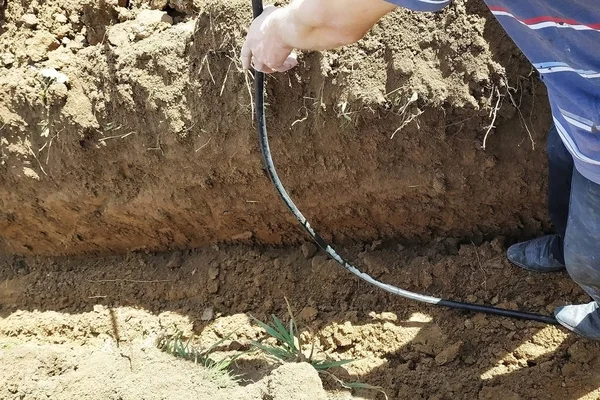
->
<box><xmin>158</xmin><ymin>331</ymin><xmax>242</xmax><ymax>387</ymax></box>
<box><xmin>250</xmin><ymin>298</ymin><xmax>388</xmax><ymax>398</ymax></box>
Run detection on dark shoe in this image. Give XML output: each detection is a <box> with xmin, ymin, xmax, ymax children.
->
<box><xmin>555</xmin><ymin>302</ymin><xmax>600</xmax><ymax>340</ymax></box>
<box><xmin>506</xmin><ymin>235</ymin><xmax>565</xmax><ymax>272</ymax></box>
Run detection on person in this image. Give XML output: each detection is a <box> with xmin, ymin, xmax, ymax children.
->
<box><xmin>241</xmin><ymin>0</ymin><xmax>600</xmax><ymax>340</ymax></box>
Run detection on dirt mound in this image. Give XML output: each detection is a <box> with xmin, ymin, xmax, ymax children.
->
<box><xmin>0</xmin><ymin>332</ymin><xmax>332</xmax><ymax>399</ymax></box>
<box><xmin>1</xmin><ymin>241</ymin><xmax>600</xmax><ymax>399</ymax></box>
<box><xmin>0</xmin><ymin>0</ymin><xmax>550</xmax><ymax>256</ymax></box>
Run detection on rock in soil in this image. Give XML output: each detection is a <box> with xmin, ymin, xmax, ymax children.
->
<box><xmin>301</xmin><ymin>242</ymin><xmax>318</xmax><ymax>259</ymax></box>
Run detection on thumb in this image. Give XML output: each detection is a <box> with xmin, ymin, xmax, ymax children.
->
<box><xmin>281</xmin><ymin>53</ymin><xmax>298</xmax><ymax>71</ymax></box>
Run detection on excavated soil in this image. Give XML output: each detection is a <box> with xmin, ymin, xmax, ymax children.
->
<box><xmin>3</xmin><ymin>0</ymin><xmax>599</xmax><ymax>399</ymax></box>
<box><xmin>0</xmin><ymin>0</ymin><xmax>551</xmax><ymax>256</ymax></box>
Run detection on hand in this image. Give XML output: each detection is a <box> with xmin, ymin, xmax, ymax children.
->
<box><xmin>241</xmin><ymin>5</ymin><xmax>298</xmax><ymax>73</ymax></box>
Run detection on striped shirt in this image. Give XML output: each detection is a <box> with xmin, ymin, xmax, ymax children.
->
<box><xmin>387</xmin><ymin>0</ymin><xmax>600</xmax><ymax>184</ymax></box>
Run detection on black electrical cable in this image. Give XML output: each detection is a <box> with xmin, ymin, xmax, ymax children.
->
<box><xmin>251</xmin><ymin>1</ymin><xmax>558</xmax><ymax>326</ymax></box>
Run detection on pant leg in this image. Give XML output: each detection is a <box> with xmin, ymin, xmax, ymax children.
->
<box><xmin>564</xmin><ymin>169</ymin><xmax>600</xmax><ymax>304</ymax></box>
<box><xmin>546</xmin><ymin>125</ymin><xmax>574</xmax><ymax>264</ymax></box>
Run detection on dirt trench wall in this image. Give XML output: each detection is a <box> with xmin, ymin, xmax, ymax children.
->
<box><xmin>0</xmin><ymin>0</ymin><xmax>551</xmax><ymax>256</ymax></box>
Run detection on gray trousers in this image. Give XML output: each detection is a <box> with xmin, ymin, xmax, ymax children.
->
<box><xmin>547</xmin><ymin>126</ymin><xmax>600</xmax><ymax>303</ymax></box>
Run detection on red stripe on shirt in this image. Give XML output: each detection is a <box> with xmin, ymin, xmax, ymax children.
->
<box><xmin>488</xmin><ymin>6</ymin><xmax>600</xmax><ymax>29</ymax></box>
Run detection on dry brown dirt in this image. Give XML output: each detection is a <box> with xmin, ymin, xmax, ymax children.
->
<box><xmin>2</xmin><ymin>0</ymin><xmax>599</xmax><ymax>399</ymax></box>
<box><xmin>1</xmin><ymin>242</ymin><xmax>600</xmax><ymax>399</ymax></box>
<box><xmin>0</xmin><ymin>0</ymin><xmax>550</xmax><ymax>256</ymax></box>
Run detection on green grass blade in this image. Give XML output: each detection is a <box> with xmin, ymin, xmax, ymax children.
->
<box><xmin>271</xmin><ymin>315</ymin><xmax>293</xmax><ymax>346</ymax></box>
<box><xmin>250</xmin><ymin>315</ymin><xmax>288</xmax><ymax>344</ymax></box>
<box><xmin>206</xmin><ymin>357</ymin><xmax>232</xmax><ymax>371</ymax></box>
<box><xmin>202</xmin><ymin>332</ymin><xmax>234</xmax><ymax>356</ymax></box>
<box><xmin>251</xmin><ymin>341</ymin><xmax>294</xmax><ymax>361</ymax></box>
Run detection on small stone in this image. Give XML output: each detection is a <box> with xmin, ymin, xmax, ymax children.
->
<box><xmin>22</xmin><ymin>13</ymin><xmax>39</xmax><ymax>28</ymax></box>
<box><xmin>432</xmin><ymin>175</ymin><xmax>446</xmax><ymax>194</ymax></box>
<box><xmin>435</xmin><ymin>341</ymin><xmax>463</xmax><ymax>366</ymax></box>
<box><xmin>200</xmin><ymin>307</ymin><xmax>214</xmax><ymax>321</ymax></box>
<box><xmin>207</xmin><ymin>280</ymin><xmax>219</xmax><ymax>294</ymax></box>
<box><xmin>93</xmin><ymin>304</ymin><xmax>105</xmax><ymax>313</ymax></box>
<box><xmin>491</xmin><ymin>295</ymin><xmax>500</xmax><ymax>305</ymax></box>
<box><xmin>166</xmin><ymin>253</ymin><xmax>182</xmax><ymax>269</ymax></box>
<box><xmin>136</xmin><ymin>10</ymin><xmax>173</xmax><ymax>25</ymax></box>
<box><xmin>54</xmin><ymin>13</ymin><xmax>68</xmax><ymax>24</ymax></box>
<box><xmin>464</xmin><ymin>319</ymin><xmax>474</xmax><ymax>329</ymax></box>
<box><xmin>383</xmin><ymin>322</ymin><xmax>395</xmax><ymax>331</ymax></box>
<box><xmin>150</xmin><ymin>0</ymin><xmax>168</xmax><ymax>9</ymax></box>
<box><xmin>466</xmin><ymin>295</ymin><xmax>478</xmax><ymax>303</ymax></box>
<box><xmin>231</xmin><ymin>231</ymin><xmax>253</xmax><ymax>241</ymax></box>
<box><xmin>501</xmin><ymin>319</ymin><xmax>516</xmax><ymax>330</ymax></box>
<box><xmin>301</xmin><ymin>242</ymin><xmax>318</xmax><ymax>259</ymax></box>
<box><xmin>298</xmin><ymin>306</ymin><xmax>318</xmax><ymax>320</ymax></box>
<box><xmin>22</xmin><ymin>167</ymin><xmax>40</xmax><ymax>180</ymax></box>
<box><xmin>133</xmin><ymin>26</ymin><xmax>152</xmax><ymax>40</ymax></box>
<box><xmin>107</xmin><ymin>25</ymin><xmax>130</xmax><ymax>47</ymax></box>
<box><xmin>53</xmin><ymin>24</ymin><xmax>72</xmax><ymax>39</ymax></box>
<box><xmin>463</xmin><ymin>355</ymin><xmax>476</xmax><ymax>365</ymax></box>
<box><xmin>208</xmin><ymin>266</ymin><xmax>219</xmax><ymax>280</ymax></box>
<box><xmin>26</xmin><ymin>31</ymin><xmax>60</xmax><ymax>62</ymax></box>
<box><xmin>1</xmin><ymin>52</ymin><xmax>14</xmax><ymax>67</ymax></box>
<box><xmin>117</xmin><ymin>8</ymin><xmax>135</xmax><ymax>22</ymax></box>
<box><xmin>68</xmin><ymin>34</ymin><xmax>86</xmax><ymax>50</ymax></box>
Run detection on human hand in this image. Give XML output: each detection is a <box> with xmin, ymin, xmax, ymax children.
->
<box><xmin>241</xmin><ymin>5</ymin><xmax>298</xmax><ymax>73</ymax></box>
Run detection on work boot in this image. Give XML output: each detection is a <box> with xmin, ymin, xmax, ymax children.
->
<box><xmin>555</xmin><ymin>302</ymin><xmax>600</xmax><ymax>340</ymax></box>
<box><xmin>506</xmin><ymin>235</ymin><xmax>565</xmax><ymax>272</ymax></box>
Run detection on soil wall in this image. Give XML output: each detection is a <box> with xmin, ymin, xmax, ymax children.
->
<box><xmin>0</xmin><ymin>0</ymin><xmax>552</xmax><ymax>255</ymax></box>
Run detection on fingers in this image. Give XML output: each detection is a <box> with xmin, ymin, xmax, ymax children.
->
<box><xmin>252</xmin><ymin>61</ymin><xmax>276</xmax><ymax>74</ymax></box>
<box><xmin>241</xmin><ymin>45</ymin><xmax>285</xmax><ymax>74</ymax></box>
<box><xmin>241</xmin><ymin>42</ymin><xmax>278</xmax><ymax>73</ymax></box>
<box><xmin>240</xmin><ymin>6</ymin><xmax>296</xmax><ymax>74</ymax></box>
<box><xmin>241</xmin><ymin>50</ymin><xmax>298</xmax><ymax>73</ymax></box>
<box><xmin>241</xmin><ymin>42</ymin><xmax>252</xmax><ymax>70</ymax></box>
<box><xmin>280</xmin><ymin>53</ymin><xmax>298</xmax><ymax>71</ymax></box>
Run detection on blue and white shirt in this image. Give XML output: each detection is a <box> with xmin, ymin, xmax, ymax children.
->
<box><xmin>388</xmin><ymin>0</ymin><xmax>600</xmax><ymax>184</ymax></box>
